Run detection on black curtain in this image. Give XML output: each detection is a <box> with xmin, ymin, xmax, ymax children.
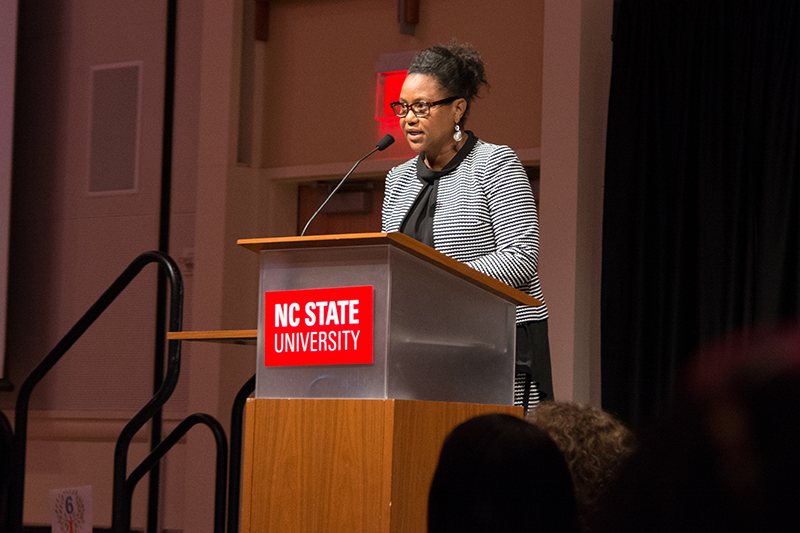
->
<box><xmin>602</xmin><ymin>0</ymin><xmax>800</xmax><ymax>428</ymax></box>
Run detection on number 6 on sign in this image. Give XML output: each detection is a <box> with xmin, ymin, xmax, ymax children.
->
<box><xmin>50</xmin><ymin>486</ymin><xmax>92</xmax><ymax>533</ymax></box>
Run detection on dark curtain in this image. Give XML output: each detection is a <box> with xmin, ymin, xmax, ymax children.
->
<box><xmin>602</xmin><ymin>0</ymin><xmax>800</xmax><ymax>428</ymax></box>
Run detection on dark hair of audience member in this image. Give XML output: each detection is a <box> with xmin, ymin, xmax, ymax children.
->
<box><xmin>527</xmin><ymin>401</ymin><xmax>637</xmax><ymax>532</ymax></box>
<box><xmin>427</xmin><ymin>413</ymin><xmax>580</xmax><ymax>533</ymax></box>
<box><xmin>595</xmin><ymin>325</ymin><xmax>800</xmax><ymax>533</ymax></box>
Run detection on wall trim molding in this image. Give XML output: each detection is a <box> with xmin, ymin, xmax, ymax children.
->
<box><xmin>260</xmin><ymin>147</ymin><xmax>541</xmax><ymax>182</ymax></box>
<box><xmin>3</xmin><ymin>409</ymin><xmax>186</xmax><ymax>443</ymax></box>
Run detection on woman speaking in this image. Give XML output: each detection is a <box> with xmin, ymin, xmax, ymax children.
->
<box><xmin>381</xmin><ymin>41</ymin><xmax>551</xmax><ymax>411</ymax></box>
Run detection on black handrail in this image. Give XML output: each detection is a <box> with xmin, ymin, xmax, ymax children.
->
<box><xmin>118</xmin><ymin>413</ymin><xmax>228</xmax><ymax>533</ymax></box>
<box><xmin>228</xmin><ymin>374</ymin><xmax>256</xmax><ymax>533</ymax></box>
<box><xmin>111</xmin><ymin>252</ymin><xmax>183</xmax><ymax>532</ymax></box>
<box><xmin>150</xmin><ymin>2</ymin><xmax>179</xmax><ymax>531</ymax></box>
<box><xmin>9</xmin><ymin>250</ymin><xmax>183</xmax><ymax>533</ymax></box>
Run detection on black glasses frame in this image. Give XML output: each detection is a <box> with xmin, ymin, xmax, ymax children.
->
<box><xmin>389</xmin><ymin>96</ymin><xmax>460</xmax><ymax>118</ymax></box>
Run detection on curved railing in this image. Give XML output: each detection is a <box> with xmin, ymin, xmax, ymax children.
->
<box><xmin>227</xmin><ymin>374</ymin><xmax>256</xmax><ymax>533</ymax></box>
<box><xmin>9</xmin><ymin>251</ymin><xmax>183</xmax><ymax>533</ymax></box>
<box><xmin>115</xmin><ymin>413</ymin><xmax>228</xmax><ymax>533</ymax></box>
<box><xmin>8</xmin><ymin>250</ymin><xmax>252</xmax><ymax>533</ymax></box>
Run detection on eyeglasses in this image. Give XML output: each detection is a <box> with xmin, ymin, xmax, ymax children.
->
<box><xmin>389</xmin><ymin>96</ymin><xmax>460</xmax><ymax>118</ymax></box>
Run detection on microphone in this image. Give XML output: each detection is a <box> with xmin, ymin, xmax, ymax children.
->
<box><xmin>375</xmin><ymin>133</ymin><xmax>395</xmax><ymax>151</ymax></box>
<box><xmin>300</xmin><ymin>134</ymin><xmax>395</xmax><ymax>236</ymax></box>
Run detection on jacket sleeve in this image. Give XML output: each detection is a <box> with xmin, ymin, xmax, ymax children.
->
<box><xmin>461</xmin><ymin>145</ymin><xmax>540</xmax><ymax>290</ymax></box>
<box><xmin>381</xmin><ymin>166</ymin><xmax>396</xmax><ymax>232</ymax></box>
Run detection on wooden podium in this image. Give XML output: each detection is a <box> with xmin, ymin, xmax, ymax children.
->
<box><xmin>236</xmin><ymin>233</ymin><xmax>537</xmax><ymax>533</ymax></box>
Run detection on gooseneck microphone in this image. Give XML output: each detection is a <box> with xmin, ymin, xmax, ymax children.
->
<box><xmin>300</xmin><ymin>134</ymin><xmax>395</xmax><ymax>236</ymax></box>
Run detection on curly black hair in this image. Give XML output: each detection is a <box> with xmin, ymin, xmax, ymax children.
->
<box><xmin>407</xmin><ymin>40</ymin><xmax>489</xmax><ymax>124</ymax></box>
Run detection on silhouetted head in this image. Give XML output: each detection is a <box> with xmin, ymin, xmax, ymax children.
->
<box><xmin>528</xmin><ymin>402</ymin><xmax>637</xmax><ymax>531</ymax></box>
<box><xmin>428</xmin><ymin>413</ymin><xmax>579</xmax><ymax>533</ymax></box>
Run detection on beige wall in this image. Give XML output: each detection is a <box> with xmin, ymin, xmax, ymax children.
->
<box><xmin>4</xmin><ymin>0</ymin><xmax>201</xmax><ymax>528</ymax></box>
<box><xmin>4</xmin><ymin>0</ymin><xmax>611</xmax><ymax>530</ymax></box>
<box><xmin>258</xmin><ymin>0</ymin><xmax>543</xmax><ymax>169</ymax></box>
<box><xmin>540</xmin><ymin>0</ymin><xmax>610</xmax><ymax>405</ymax></box>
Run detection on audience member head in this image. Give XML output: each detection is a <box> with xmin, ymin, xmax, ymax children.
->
<box><xmin>527</xmin><ymin>401</ymin><xmax>637</xmax><ymax>531</ymax></box>
<box><xmin>428</xmin><ymin>413</ymin><xmax>579</xmax><ymax>533</ymax></box>
<box><xmin>596</xmin><ymin>325</ymin><xmax>800</xmax><ymax>533</ymax></box>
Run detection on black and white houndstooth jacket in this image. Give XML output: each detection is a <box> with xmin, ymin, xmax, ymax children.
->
<box><xmin>381</xmin><ymin>139</ymin><xmax>547</xmax><ymax>323</ymax></box>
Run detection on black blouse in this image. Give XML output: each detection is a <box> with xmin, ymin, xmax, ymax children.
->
<box><xmin>399</xmin><ymin>131</ymin><xmax>478</xmax><ymax>247</ymax></box>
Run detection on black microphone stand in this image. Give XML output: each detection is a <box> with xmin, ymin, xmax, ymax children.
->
<box><xmin>300</xmin><ymin>135</ymin><xmax>394</xmax><ymax>236</ymax></box>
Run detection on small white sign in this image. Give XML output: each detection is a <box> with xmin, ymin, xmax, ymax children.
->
<box><xmin>50</xmin><ymin>485</ymin><xmax>92</xmax><ymax>533</ymax></box>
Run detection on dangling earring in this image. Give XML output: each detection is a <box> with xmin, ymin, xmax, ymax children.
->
<box><xmin>454</xmin><ymin>124</ymin><xmax>463</xmax><ymax>142</ymax></box>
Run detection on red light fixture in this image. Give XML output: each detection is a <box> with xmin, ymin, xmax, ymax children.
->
<box><xmin>375</xmin><ymin>70</ymin><xmax>407</xmax><ymax>121</ymax></box>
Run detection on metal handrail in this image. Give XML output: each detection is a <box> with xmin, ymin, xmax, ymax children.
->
<box><xmin>9</xmin><ymin>250</ymin><xmax>183</xmax><ymax>533</ymax></box>
<box><xmin>117</xmin><ymin>413</ymin><xmax>228</xmax><ymax>533</ymax></box>
<box><xmin>228</xmin><ymin>374</ymin><xmax>256</xmax><ymax>533</ymax></box>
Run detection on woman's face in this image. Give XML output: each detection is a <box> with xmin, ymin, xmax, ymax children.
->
<box><xmin>398</xmin><ymin>73</ymin><xmax>465</xmax><ymax>158</ymax></box>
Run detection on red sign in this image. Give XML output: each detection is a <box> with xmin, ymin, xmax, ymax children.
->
<box><xmin>375</xmin><ymin>70</ymin><xmax>408</xmax><ymax>120</ymax></box>
<box><xmin>264</xmin><ymin>286</ymin><xmax>374</xmax><ymax>367</ymax></box>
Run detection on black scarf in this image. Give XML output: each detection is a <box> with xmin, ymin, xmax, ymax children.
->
<box><xmin>399</xmin><ymin>131</ymin><xmax>478</xmax><ymax>247</ymax></box>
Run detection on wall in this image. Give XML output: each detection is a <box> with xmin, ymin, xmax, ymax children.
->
<box><xmin>539</xmin><ymin>0</ymin><xmax>611</xmax><ymax>404</ymax></box>
<box><xmin>4</xmin><ymin>0</ymin><xmax>202</xmax><ymax>528</ymax></box>
<box><xmin>0</xmin><ymin>0</ymin><xmax>18</xmax><ymax>385</ymax></box>
<box><xmin>258</xmin><ymin>0</ymin><xmax>544</xmax><ymax>170</ymax></box>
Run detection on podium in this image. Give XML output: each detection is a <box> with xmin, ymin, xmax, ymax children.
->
<box><xmin>236</xmin><ymin>233</ymin><xmax>537</xmax><ymax>533</ymax></box>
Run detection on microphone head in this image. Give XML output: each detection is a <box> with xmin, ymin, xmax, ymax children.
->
<box><xmin>376</xmin><ymin>134</ymin><xmax>395</xmax><ymax>151</ymax></box>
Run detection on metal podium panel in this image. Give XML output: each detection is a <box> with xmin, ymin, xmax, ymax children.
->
<box><xmin>384</xmin><ymin>246</ymin><xmax>515</xmax><ymax>404</ymax></box>
<box><xmin>255</xmin><ymin>243</ymin><xmax>515</xmax><ymax>405</ymax></box>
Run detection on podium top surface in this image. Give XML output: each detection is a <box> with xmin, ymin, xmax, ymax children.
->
<box><xmin>237</xmin><ymin>232</ymin><xmax>541</xmax><ymax>307</ymax></box>
<box><xmin>167</xmin><ymin>329</ymin><xmax>257</xmax><ymax>345</ymax></box>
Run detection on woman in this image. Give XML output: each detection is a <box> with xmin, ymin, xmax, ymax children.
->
<box><xmin>381</xmin><ymin>41</ymin><xmax>552</xmax><ymax>410</ymax></box>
